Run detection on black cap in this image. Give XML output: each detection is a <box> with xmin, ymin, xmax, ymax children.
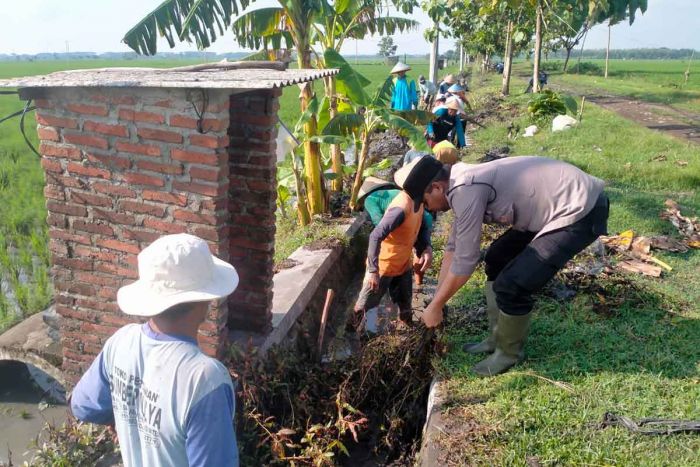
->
<box><xmin>394</xmin><ymin>156</ymin><xmax>444</xmax><ymax>212</ymax></box>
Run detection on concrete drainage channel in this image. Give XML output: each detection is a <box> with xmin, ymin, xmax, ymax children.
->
<box><xmin>0</xmin><ymin>310</ymin><xmax>68</xmax><ymax>465</ymax></box>
<box><xmin>0</xmin><ymin>210</ymin><xmax>445</xmax><ymax>466</ymax></box>
<box><xmin>231</xmin><ymin>208</ymin><xmax>441</xmax><ymax>465</ymax></box>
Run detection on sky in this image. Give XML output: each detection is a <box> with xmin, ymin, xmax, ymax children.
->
<box><xmin>1</xmin><ymin>0</ymin><xmax>698</xmax><ymax>57</ymax></box>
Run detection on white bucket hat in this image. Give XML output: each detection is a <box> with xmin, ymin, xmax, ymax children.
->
<box><xmin>390</xmin><ymin>62</ymin><xmax>411</xmax><ymax>74</ymax></box>
<box><xmin>117</xmin><ymin>234</ymin><xmax>239</xmax><ymax>317</ymax></box>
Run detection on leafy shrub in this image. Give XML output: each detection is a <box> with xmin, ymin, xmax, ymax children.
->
<box><xmin>26</xmin><ymin>419</ymin><xmax>118</xmax><ymax>466</ymax></box>
<box><xmin>527</xmin><ymin>90</ymin><xmax>573</xmax><ymax>121</ymax></box>
<box><xmin>569</xmin><ymin>61</ymin><xmax>603</xmax><ymax>76</ymax></box>
<box><xmin>540</xmin><ymin>61</ymin><xmax>563</xmax><ymax>72</ymax></box>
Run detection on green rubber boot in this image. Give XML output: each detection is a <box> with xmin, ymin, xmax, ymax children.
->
<box><xmin>462</xmin><ymin>282</ymin><xmax>499</xmax><ymax>354</ymax></box>
<box><xmin>472</xmin><ymin>311</ymin><xmax>531</xmax><ymax>377</ymax></box>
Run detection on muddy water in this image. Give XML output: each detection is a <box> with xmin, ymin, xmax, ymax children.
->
<box><xmin>0</xmin><ymin>361</ymin><xmax>68</xmax><ymax>464</ymax></box>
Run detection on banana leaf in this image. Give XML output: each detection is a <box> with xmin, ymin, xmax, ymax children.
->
<box><xmin>123</xmin><ymin>0</ymin><xmax>250</xmax><ymax>55</ymax></box>
<box><xmin>323</xmin><ymin>49</ymin><xmax>371</xmax><ymax>107</ymax></box>
<box><xmin>377</xmin><ymin>109</ymin><xmax>428</xmax><ymax>151</ymax></box>
<box><xmin>322</xmin><ymin>112</ymin><xmax>365</xmax><ymax>137</ymax></box>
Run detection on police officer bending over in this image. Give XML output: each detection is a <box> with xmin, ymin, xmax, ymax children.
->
<box><xmin>393</xmin><ymin>156</ymin><xmax>609</xmax><ymax>376</ymax></box>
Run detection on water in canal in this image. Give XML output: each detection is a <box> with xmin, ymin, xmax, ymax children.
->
<box><xmin>0</xmin><ymin>360</ymin><xmax>68</xmax><ymax>465</ymax></box>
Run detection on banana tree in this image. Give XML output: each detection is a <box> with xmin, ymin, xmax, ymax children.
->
<box><xmin>230</xmin><ymin>1</ymin><xmax>328</xmax><ymax>216</ymax></box>
<box><xmin>312</xmin><ymin>0</ymin><xmax>419</xmax><ymax>192</ymax></box>
<box><xmin>229</xmin><ymin>0</ymin><xmax>419</xmax><ymax>204</ymax></box>
<box><xmin>321</xmin><ymin>55</ymin><xmax>432</xmax><ymax>209</ymax></box>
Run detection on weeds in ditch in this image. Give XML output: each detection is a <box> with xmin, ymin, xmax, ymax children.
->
<box><xmin>23</xmin><ymin>418</ymin><xmax>117</xmax><ymax>467</ymax></box>
<box><xmin>231</xmin><ymin>327</ymin><xmax>440</xmax><ymax>466</ymax></box>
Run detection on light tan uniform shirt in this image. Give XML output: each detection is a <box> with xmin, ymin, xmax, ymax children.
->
<box><xmin>446</xmin><ymin>157</ymin><xmax>605</xmax><ymax>276</ymax></box>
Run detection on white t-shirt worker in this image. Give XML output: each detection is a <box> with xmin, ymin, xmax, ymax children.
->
<box><xmin>71</xmin><ymin>234</ymin><xmax>240</xmax><ymax>467</ymax></box>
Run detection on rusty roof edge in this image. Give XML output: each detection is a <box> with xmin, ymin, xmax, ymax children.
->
<box><xmin>0</xmin><ymin>68</ymin><xmax>339</xmax><ymax>90</ymax></box>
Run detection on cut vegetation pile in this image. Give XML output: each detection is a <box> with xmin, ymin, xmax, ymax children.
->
<box><xmin>231</xmin><ymin>327</ymin><xmax>439</xmax><ymax>466</ymax></box>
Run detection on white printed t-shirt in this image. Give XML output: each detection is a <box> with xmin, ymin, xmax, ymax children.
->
<box><xmin>71</xmin><ymin>323</ymin><xmax>239</xmax><ymax>467</ymax></box>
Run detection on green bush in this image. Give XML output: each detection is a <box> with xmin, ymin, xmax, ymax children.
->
<box><xmin>539</xmin><ymin>61</ymin><xmax>563</xmax><ymax>72</ymax></box>
<box><xmin>527</xmin><ymin>90</ymin><xmax>566</xmax><ymax>121</ymax></box>
<box><xmin>569</xmin><ymin>61</ymin><xmax>603</xmax><ymax>76</ymax></box>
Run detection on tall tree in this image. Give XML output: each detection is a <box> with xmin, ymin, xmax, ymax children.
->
<box><xmin>377</xmin><ymin>36</ymin><xmax>398</xmax><ymax>57</ymax></box>
<box><xmin>547</xmin><ymin>1</ymin><xmax>590</xmax><ymax>72</ymax></box>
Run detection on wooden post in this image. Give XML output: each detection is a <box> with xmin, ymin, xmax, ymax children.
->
<box><xmin>317</xmin><ymin>289</ymin><xmax>335</xmax><ymax>355</ymax></box>
<box><xmin>532</xmin><ymin>2</ymin><xmax>543</xmax><ymax>93</ymax></box>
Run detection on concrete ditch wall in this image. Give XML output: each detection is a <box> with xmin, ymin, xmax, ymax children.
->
<box><xmin>232</xmin><ymin>214</ymin><xmax>369</xmax><ymax>355</ymax></box>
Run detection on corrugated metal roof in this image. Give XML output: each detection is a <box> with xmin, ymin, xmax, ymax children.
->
<box><xmin>0</xmin><ymin>67</ymin><xmax>338</xmax><ymax>90</ymax></box>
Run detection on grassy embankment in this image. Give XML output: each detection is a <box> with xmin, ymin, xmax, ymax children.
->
<box><xmin>434</xmin><ymin>69</ymin><xmax>700</xmax><ymax>465</ymax></box>
<box><xmin>537</xmin><ymin>58</ymin><xmax>700</xmax><ymax>114</ymax></box>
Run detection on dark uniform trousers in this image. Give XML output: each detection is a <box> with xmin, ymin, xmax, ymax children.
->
<box><xmin>484</xmin><ymin>193</ymin><xmax>609</xmax><ymax>316</ymax></box>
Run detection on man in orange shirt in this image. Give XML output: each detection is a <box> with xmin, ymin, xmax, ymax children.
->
<box><xmin>351</xmin><ymin>157</ymin><xmax>436</xmax><ymax>329</ymax></box>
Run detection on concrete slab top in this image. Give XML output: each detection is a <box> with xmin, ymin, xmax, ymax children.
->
<box><xmin>0</xmin><ymin>66</ymin><xmax>339</xmax><ymax>91</ymax></box>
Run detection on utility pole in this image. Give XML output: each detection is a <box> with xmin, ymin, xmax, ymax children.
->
<box><xmin>65</xmin><ymin>41</ymin><xmax>69</xmax><ymax>53</ymax></box>
<box><xmin>429</xmin><ymin>19</ymin><xmax>439</xmax><ymax>84</ymax></box>
<box><xmin>532</xmin><ymin>2</ymin><xmax>542</xmax><ymax>92</ymax></box>
<box><xmin>605</xmin><ymin>22</ymin><xmax>611</xmax><ymax>78</ymax></box>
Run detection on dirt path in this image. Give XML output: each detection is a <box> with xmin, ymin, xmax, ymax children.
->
<box><xmin>554</xmin><ymin>86</ymin><xmax>700</xmax><ymax>145</ymax></box>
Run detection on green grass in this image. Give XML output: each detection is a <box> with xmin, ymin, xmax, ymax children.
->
<box><xmin>435</xmin><ymin>75</ymin><xmax>700</xmax><ymax>465</ymax></box>
<box><xmin>527</xmin><ymin>58</ymin><xmax>700</xmax><ymax>114</ymax></box>
<box><xmin>274</xmin><ymin>214</ymin><xmax>353</xmax><ymax>263</ymax></box>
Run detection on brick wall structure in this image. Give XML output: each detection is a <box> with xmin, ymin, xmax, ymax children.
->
<box><xmin>33</xmin><ymin>86</ymin><xmax>280</xmax><ymax>383</ymax></box>
<box><xmin>227</xmin><ymin>90</ymin><xmax>281</xmax><ymax>333</ymax></box>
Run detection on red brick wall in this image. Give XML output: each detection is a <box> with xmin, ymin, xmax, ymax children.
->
<box><xmin>227</xmin><ymin>89</ymin><xmax>281</xmax><ymax>333</ymax></box>
<box><xmin>32</xmin><ymin>87</ymin><xmax>278</xmax><ymax>383</ymax></box>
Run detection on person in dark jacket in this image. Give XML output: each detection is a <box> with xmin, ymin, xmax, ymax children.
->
<box><xmin>426</xmin><ymin>99</ymin><xmax>465</xmax><ymax>148</ymax></box>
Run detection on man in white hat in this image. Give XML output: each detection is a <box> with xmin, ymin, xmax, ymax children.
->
<box><xmin>70</xmin><ymin>233</ymin><xmax>240</xmax><ymax>467</ymax></box>
<box><xmin>395</xmin><ymin>156</ymin><xmax>608</xmax><ymax>377</ymax></box>
<box><xmin>390</xmin><ymin>62</ymin><xmax>417</xmax><ymax>111</ymax></box>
